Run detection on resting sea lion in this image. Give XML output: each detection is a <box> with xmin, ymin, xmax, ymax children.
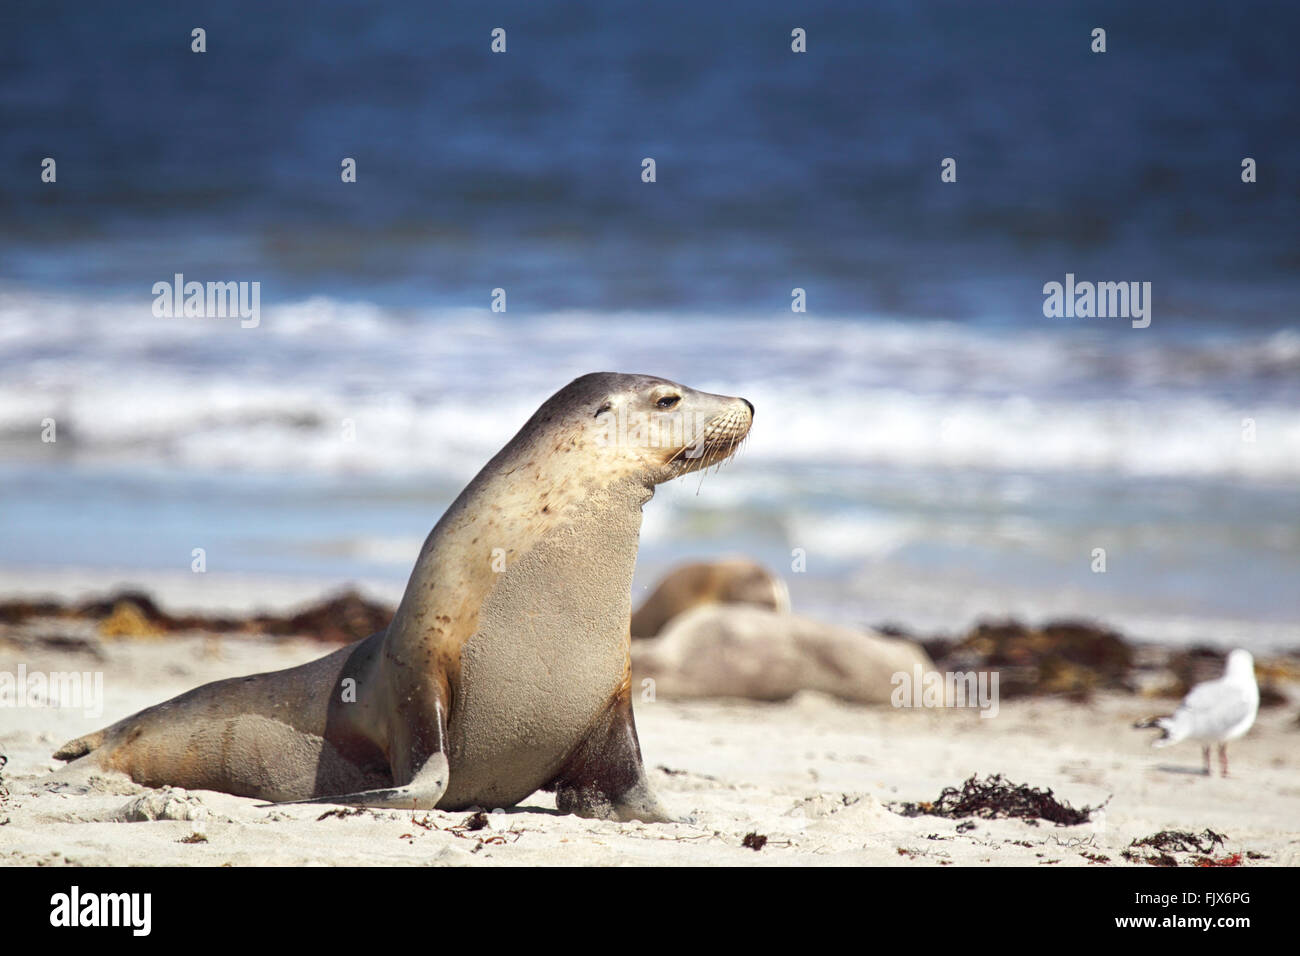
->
<box><xmin>53</xmin><ymin>372</ymin><xmax>753</xmax><ymax>822</ymax></box>
<box><xmin>630</xmin><ymin>558</ymin><xmax>790</xmax><ymax>638</ymax></box>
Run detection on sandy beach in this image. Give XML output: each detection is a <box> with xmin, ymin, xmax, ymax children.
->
<box><xmin>2</xmin><ymin>598</ymin><xmax>1296</xmax><ymax>868</ymax></box>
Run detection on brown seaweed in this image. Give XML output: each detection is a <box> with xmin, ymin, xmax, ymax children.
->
<box><xmin>891</xmin><ymin>773</ymin><xmax>1104</xmax><ymax>826</ymax></box>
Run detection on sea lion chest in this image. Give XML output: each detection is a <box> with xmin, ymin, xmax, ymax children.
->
<box><xmin>439</xmin><ymin>501</ymin><xmax>639</xmax><ymax>809</ymax></box>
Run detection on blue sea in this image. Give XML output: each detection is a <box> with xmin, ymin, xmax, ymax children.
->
<box><xmin>1</xmin><ymin>1</ymin><xmax>1297</xmax><ymax>647</ymax></box>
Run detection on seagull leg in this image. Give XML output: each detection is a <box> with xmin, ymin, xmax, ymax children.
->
<box><xmin>1201</xmin><ymin>745</ymin><xmax>1211</xmax><ymax>776</ymax></box>
<box><xmin>1218</xmin><ymin>743</ymin><xmax>1229</xmax><ymax>778</ymax></box>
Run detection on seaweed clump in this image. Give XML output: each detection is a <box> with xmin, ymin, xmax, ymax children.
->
<box><xmin>1130</xmin><ymin>829</ymin><xmax>1227</xmax><ymax>854</ymax></box>
<box><xmin>0</xmin><ymin>588</ymin><xmax>394</xmax><ymax>644</ymax></box>
<box><xmin>937</xmin><ymin>619</ymin><xmax>1134</xmax><ymax>700</ymax></box>
<box><xmin>1121</xmin><ymin>829</ymin><xmax>1239</xmax><ymax>867</ymax></box>
<box><xmin>891</xmin><ymin>774</ymin><xmax>1103</xmax><ymax>827</ymax></box>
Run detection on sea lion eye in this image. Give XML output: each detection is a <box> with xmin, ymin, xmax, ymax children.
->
<box><xmin>594</xmin><ymin>401</ymin><xmax>612</xmax><ymax>417</ymax></box>
<box><xmin>656</xmin><ymin>395</ymin><xmax>681</xmax><ymax>409</ymax></box>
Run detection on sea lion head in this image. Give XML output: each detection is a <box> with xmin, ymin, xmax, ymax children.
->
<box><xmin>528</xmin><ymin>372</ymin><xmax>753</xmax><ymax>489</ymax></box>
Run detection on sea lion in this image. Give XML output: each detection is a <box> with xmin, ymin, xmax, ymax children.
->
<box><xmin>53</xmin><ymin>372</ymin><xmax>754</xmax><ymax>822</ymax></box>
<box><xmin>632</xmin><ymin>605</ymin><xmax>934</xmax><ymax>705</ymax></box>
<box><xmin>630</xmin><ymin>558</ymin><xmax>790</xmax><ymax>638</ymax></box>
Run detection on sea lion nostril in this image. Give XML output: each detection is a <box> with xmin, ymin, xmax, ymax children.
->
<box><xmin>741</xmin><ymin>399</ymin><xmax>754</xmax><ymax>416</ymax></box>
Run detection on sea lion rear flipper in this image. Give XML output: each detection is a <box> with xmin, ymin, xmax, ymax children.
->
<box><xmin>53</xmin><ymin>729</ymin><xmax>107</xmax><ymax>761</ymax></box>
<box><xmin>549</xmin><ymin>683</ymin><xmax>673</xmax><ymax>824</ymax></box>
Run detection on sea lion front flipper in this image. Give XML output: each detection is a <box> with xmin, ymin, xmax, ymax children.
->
<box><xmin>270</xmin><ymin>751</ymin><xmax>449</xmax><ymax>810</ymax></box>
<box><xmin>549</xmin><ymin>682</ymin><xmax>673</xmax><ymax>824</ymax></box>
<box><xmin>271</xmin><ymin>696</ymin><xmax>451</xmax><ymax>811</ymax></box>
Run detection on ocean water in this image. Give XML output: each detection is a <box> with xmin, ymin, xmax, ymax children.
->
<box><xmin>1</xmin><ymin>1</ymin><xmax>1297</xmax><ymax>647</ymax></box>
<box><xmin>1</xmin><ymin>288</ymin><xmax>1296</xmax><ymax>648</ymax></box>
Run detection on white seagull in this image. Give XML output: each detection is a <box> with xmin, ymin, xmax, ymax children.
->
<box><xmin>1136</xmin><ymin>649</ymin><xmax>1259</xmax><ymax>777</ymax></box>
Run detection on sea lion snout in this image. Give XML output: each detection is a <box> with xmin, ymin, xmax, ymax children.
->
<box><xmin>673</xmin><ymin>390</ymin><xmax>753</xmax><ymax>473</ymax></box>
<box><xmin>560</xmin><ymin>372</ymin><xmax>752</xmax><ymax>482</ymax></box>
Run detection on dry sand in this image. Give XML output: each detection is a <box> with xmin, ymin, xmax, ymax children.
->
<box><xmin>2</xmin><ymin>622</ymin><xmax>1296</xmax><ymax>867</ymax></box>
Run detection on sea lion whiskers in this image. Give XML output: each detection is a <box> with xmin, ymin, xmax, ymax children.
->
<box><xmin>669</xmin><ymin>430</ymin><xmax>748</xmax><ymax>493</ymax></box>
<box><xmin>687</xmin><ymin>436</ymin><xmax>747</xmax><ymax>493</ymax></box>
<box><xmin>666</xmin><ymin>413</ymin><xmax>750</xmax><ymax>470</ymax></box>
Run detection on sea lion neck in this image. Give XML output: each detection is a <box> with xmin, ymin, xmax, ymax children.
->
<box><xmin>385</xmin><ymin>454</ymin><xmax>650</xmax><ymax>661</ymax></box>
